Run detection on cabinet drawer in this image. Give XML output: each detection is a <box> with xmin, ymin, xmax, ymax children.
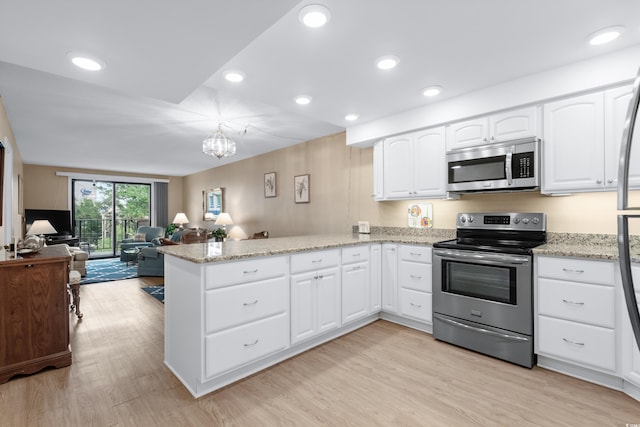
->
<box><xmin>538</xmin><ymin>316</ymin><xmax>615</xmax><ymax>371</ymax></box>
<box><xmin>205</xmin><ymin>256</ymin><xmax>287</xmax><ymax>289</ymax></box>
<box><xmin>398</xmin><ymin>261</ymin><xmax>432</xmax><ymax>292</ymax></box>
<box><xmin>205</xmin><ymin>276</ymin><xmax>288</xmax><ymax>333</ymax></box>
<box><xmin>204</xmin><ymin>313</ymin><xmax>289</xmax><ymax>378</ymax></box>
<box><xmin>399</xmin><ymin>245</ymin><xmax>432</xmax><ymax>264</ymax></box>
<box><xmin>537</xmin><ymin>257</ymin><xmax>613</xmax><ymax>286</ymax></box>
<box><xmin>342</xmin><ymin>245</ymin><xmax>370</xmax><ymax>264</ymax></box>
<box><xmin>538</xmin><ymin>278</ymin><xmax>614</xmax><ymax>328</ymax></box>
<box><xmin>290</xmin><ymin>249</ymin><xmax>340</xmax><ymax>274</ymax></box>
<box><xmin>398</xmin><ymin>288</ymin><xmax>432</xmax><ymax>322</ymax></box>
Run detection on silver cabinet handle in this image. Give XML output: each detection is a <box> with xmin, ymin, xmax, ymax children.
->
<box><xmin>596</xmin><ymin>179</ymin><xmax>602</xmax><ymax>184</ymax></box>
<box><xmin>562</xmin><ymin>268</ymin><xmax>585</xmax><ymax>274</ymax></box>
<box><xmin>562</xmin><ymin>338</ymin><xmax>585</xmax><ymax>346</ymax></box>
<box><xmin>244</xmin><ymin>339</ymin><xmax>259</xmax><ymax>348</ymax></box>
<box><xmin>243</xmin><ymin>269</ymin><xmax>258</xmax><ymax>274</ymax></box>
<box><xmin>312</xmin><ymin>259</ymin><xmax>323</xmax><ymax>263</ymax></box>
<box><xmin>409</xmin><ymin>252</ymin><xmax>422</xmax><ymax>257</ymax></box>
<box><xmin>352</xmin><ymin>253</ymin><xmax>361</xmax><ymax>257</ymax></box>
<box><xmin>562</xmin><ymin>299</ymin><xmax>584</xmax><ymax>306</ymax></box>
<box><xmin>410</xmin><ymin>302</ymin><xmax>422</xmax><ymax>308</ymax></box>
<box><xmin>243</xmin><ymin>300</ymin><xmax>258</xmax><ymax>306</ymax></box>
<box><xmin>607</xmin><ymin>178</ymin><xmax>614</xmax><ymax>184</ymax></box>
<box><xmin>409</xmin><ymin>274</ymin><xmax>422</xmax><ymax>279</ymax></box>
<box><xmin>350</xmin><ymin>265</ymin><xmax>364</xmax><ymax>271</ymax></box>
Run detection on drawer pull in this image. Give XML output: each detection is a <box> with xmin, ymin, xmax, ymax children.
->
<box><xmin>410</xmin><ymin>274</ymin><xmax>422</xmax><ymax>280</ymax></box>
<box><xmin>352</xmin><ymin>253</ymin><xmax>361</xmax><ymax>257</ymax></box>
<box><xmin>243</xmin><ymin>300</ymin><xmax>258</xmax><ymax>306</ymax></box>
<box><xmin>562</xmin><ymin>299</ymin><xmax>585</xmax><ymax>306</ymax></box>
<box><xmin>410</xmin><ymin>302</ymin><xmax>422</xmax><ymax>308</ymax></box>
<box><xmin>243</xmin><ymin>269</ymin><xmax>258</xmax><ymax>274</ymax></box>
<box><xmin>410</xmin><ymin>252</ymin><xmax>422</xmax><ymax>257</ymax></box>
<box><xmin>562</xmin><ymin>268</ymin><xmax>585</xmax><ymax>274</ymax></box>
<box><xmin>244</xmin><ymin>339</ymin><xmax>259</xmax><ymax>348</ymax></box>
<box><xmin>312</xmin><ymin>259</ymin><xmax>323</xmax><ymax>264</ymax></box>
<box><xmin>350</xmin><ymin>266</ymin><xmax>364</xmax><ymax>271</ymax></box>
<box><xmin>562</xmin><ymin>338</ymin><xmax>585</xmax><ymax>346</ymax></box>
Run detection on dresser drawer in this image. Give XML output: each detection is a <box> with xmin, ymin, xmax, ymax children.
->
<box><xmin>538</xmin><ymin>278</ymin><xmax>614</xmax><ymax>328</ymax></box>
<box><xmin>204</xmin><ymin>312</ymin><xmax>289</xmax><ymax>379</ymax></box>
<box><xmin>398</xmin><ymin>288</ymin><xmax>432</xmax><ymax>322</ymax></box>
<box><xmin>205</xmin><ymin>256</ymin><xmax>287</xmax><ymax>289</ymax></box>
<box><xmin>538</xmin><ymin>316</ymin><xmax>615</xmax><ymax>371</ymax></box>
<box><xmin>399</xmin><ymin>245</ymin><xmax>432</xmax><ymax>264</ymax></box>
<box><xmin>341</xmin><ymin>245</ymin><xmax>370</xmax><ymax>264</ymax></box>
<box><xmin>398</xmin><ymin>260</ymin><xmax>432</xmax><ymax>292</ymax></box>
<box><xmin>205</xmin><ymin>276</ymin><xmax>288</xmax><ymax>333</ymax></box>
<box><xmin>290</xmin><ymin>249</ymin><xmax>340</xmax><ymax>274</ymax></box>
<box><xmin>536</xmin><ymin>256</ymin><xmax>614</xmax><ymax>286</ymax></box>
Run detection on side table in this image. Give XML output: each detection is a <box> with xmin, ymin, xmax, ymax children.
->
<box><xmin>122</xmin><ymin>247</ymin><xmax>140</xmax><ymax>266</ymax></box>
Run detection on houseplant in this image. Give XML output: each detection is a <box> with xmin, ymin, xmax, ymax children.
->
<box><xmin>211</xmin><ymin>228</ymin><xmax>227</xmax><ymax>242</ymax></box>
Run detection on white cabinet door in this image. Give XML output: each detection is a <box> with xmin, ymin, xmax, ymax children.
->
<box><xmin>382</xmin><ymin>244</ymin><xmax>398</xmax><ymax>313</ymax></box>
<box><xmin>372</xmin><ymin>140</ymin><xmax>384</xmax><ymax>200</ymax></box>
<box><xmin>446</xmin><ymin>117</ymin><xmax>489</xmax><ymax>150</ymax></box>
<box><xmin>542</xmin><ymin>92</ymin><xmax>605</xmax><ymax>193</ymax></box>
<box><xmin>290</xmin><ymin>267</ymin><xmax>340</xmax><ymax>344</ymax></box>
<box><xmin>383</xmin><ymin>134</ymin><xmax>413</xmax><ymax>198</ymax></box>
<box><xmin>605</xmin><ymin>85</ymin><xmax>640</xmax><ymax>190</ymax></box>
<box><xmin>370</xmin><ymin>244</ymin><xmax>382</xmax><ymax>313</ymax></box>
<box><xmin>490</xmin><ymin>107</ymin><xmax>539</xmax><ymax>142</ymax></box>
<box><xmin>342</xmin><ymin>262</ymin><xmax>370</xmax><ymax>324</ymax></box>
<box><xmin>413</xmin><ymin>126</ymin><xmax>447</xmax><ymax>198</ymax></box>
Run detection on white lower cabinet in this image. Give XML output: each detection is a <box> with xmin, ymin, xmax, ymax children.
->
<box><xmin>370</xmin><ymin>244</ymin><xmax>382</xmax><ymax>313</ymax></box>
<box><xmin>397</xmin><ymin>245</ymin><xmax>432</xmax><ymax>323</ymax></box>
<box><xmin>536</xmin><ymin>256</ymin><xmax>616</xmax><ymax>374</ymax></box>
<box><xmin>291</xmin><ymin>249</ymin><xmax>341</xmax><ymax>345</ymax></box>
<box><xmin>381</xmin><ymin>244</ymin><xmax>398</xmax><ymax>313</ymax></box>
<box><xmin>341</xmin><ymin>245</ymin><xmax>371</xmax><ymax>324</ymax></box>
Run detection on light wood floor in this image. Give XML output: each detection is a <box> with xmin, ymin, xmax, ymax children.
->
<box><xmin>1</xmin><ymin>277</ymin><xmax>639</xmax><ymax>426</ymax></box>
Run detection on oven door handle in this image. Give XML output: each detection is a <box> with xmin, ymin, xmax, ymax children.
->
<box><xmin>433</xmin><ymin>249</ymin><xmax>529</xmax><ymax>264</ymax></box>
<box><xmin>435</xmin><ymin>315</ymin><xmax>529</xmax><ymax>342</ymax></box>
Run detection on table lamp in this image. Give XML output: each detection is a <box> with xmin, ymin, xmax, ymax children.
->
<box><xmin>27</xmin><ymin>220</ymin><xmax>58</xmax><ymax>247</ymax></box>
<box><xmin>172</xmin><ymin>213</ymin><xmax>190</xmax><ymax>230</ymax></box>
<box><xmin>214</xmin><ymin>213</ymin><xmax>233</xmax><ymax>238</ymax></box>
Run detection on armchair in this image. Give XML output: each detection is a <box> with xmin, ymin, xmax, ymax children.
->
<box><xmin>120</xmin><ymin>226</ymin><xmax>164</xmax><ymax>262</ymax></box>
<box><xmin>136</xmin><ymin>229</ymin><xmax>208</xmax><ymax>276</ymax></box>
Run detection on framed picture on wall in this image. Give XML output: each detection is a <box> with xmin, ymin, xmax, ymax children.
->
<box><xmin>264</xmin><ymin>172</ymin><xmax>276</xmax><ymax>198</ymax></box>
<box><xmin>294</xmin><ymin>174</ymin><xmax>310</xmax><ymax>204</ymax></box>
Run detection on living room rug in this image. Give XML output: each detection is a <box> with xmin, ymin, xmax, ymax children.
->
<box><xmin>80</xmin><ymin>258</ymin><xmax>138</xmax><ymax>285</ymax></box>
<box><xmin>141</xmin><ymin>285</ymin><xmax>164</xmax><ymax>303</ymax></box>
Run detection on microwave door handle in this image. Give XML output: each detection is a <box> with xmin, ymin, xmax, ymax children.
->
<box><xmin>506</xmin><ymin>148</ymin><xmax>513</xmax><ymax>185</ymax></box>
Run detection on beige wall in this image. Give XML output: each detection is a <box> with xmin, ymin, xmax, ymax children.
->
<box><xmin>22</xmin><ymin>164</ymin><xmax>183</xmax><ymax>232</ymax></box>
<box><xmin>0</xmin><ymin>97</ymin><xmax>23</xmax><ymax>246</ymax></box>
<box><xmin>182</xmin><ymin>131</ymin><xmax>626</xmax><ymax>238</ymax></box>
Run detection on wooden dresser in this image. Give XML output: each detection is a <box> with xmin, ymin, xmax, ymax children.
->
<box><xmin>0</xmin><ymin>245</ymin><xmax>72</xmax><ymax>383</ymax></box>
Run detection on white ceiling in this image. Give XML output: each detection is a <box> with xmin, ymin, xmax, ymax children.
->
<box><xmin>1</xmin><ymin>0</ymin><xmax>640</xmax><ymax>176</ymax></box>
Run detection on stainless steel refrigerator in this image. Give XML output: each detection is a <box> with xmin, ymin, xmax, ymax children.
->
<box><xmin>618</xmin><ymin>66</ymin><xmax>640</xmax><ymax>354</ymax></box>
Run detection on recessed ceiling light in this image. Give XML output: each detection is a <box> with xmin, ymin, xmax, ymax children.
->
<box><xmin>295</xmin><ymin>95</ymin><xmax>312</xmax><ymax>105</ymax></box>
<box><xmin>345</xmin><ymin>114</ymin><xmax>359</xmax><ymax>121</ymax></box>
<box><xmin>588</xmin><ymin>26</ymin><xmax>625</xmax><ymax>45</ymax></box>
<box><xmin>376</xmin><ymin>55</ymin><xmax>399</xmax><ymax>70</ymax></box>
<box><xmin>299</xmin><ymin>4</ymin><xmax>331</xmax><ymax>28</ymax></box>
<box><xmin>223</xmin><ymin>70</ymin><xmax>245</xmax><ymax>83</ymax></box>
<box><xmin>68</xmin><ymin>53</ymin><xmax>105</xmax><ymax>71</ymax></box>
<box><xmin>422</xmin><ymin>86</ymin><xmax>442</xmax><ymax>97</ymax></box>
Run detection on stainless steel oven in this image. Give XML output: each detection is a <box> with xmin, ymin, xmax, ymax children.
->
<box><xmin>432</xmin><ymin>212</ymin><xmax>546</xmax><ymax>368</ymax></box>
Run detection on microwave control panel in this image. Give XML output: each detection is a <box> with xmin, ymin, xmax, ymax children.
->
<box><xmin>512</xmin><ymin>152</ymin><xmax>534</xmax><ymax>178</ymax></box>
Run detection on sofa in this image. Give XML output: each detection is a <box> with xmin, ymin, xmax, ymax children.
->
<box><xmin>119</xmin><ymin>226</ymin><xmax>165</xmax><ymax>262</ymax></box>
<box><xmin>137</xmin><ymin>229</ymin><xmax>208</xmax><ymax>276</ymax></box>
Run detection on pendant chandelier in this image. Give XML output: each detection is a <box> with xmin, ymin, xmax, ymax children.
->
<box><xmin>203</xmin><ymin>124</ymin><xmax>236</xmax><ymax>159</ymax></box>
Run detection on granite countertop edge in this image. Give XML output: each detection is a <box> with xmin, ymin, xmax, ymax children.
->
<box><xmin>156</xmin><ymin>228</ymin><xmax>639</xmax><ymax>264</ymax></box>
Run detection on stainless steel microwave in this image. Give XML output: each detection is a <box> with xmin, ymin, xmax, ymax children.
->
<box><xmin>446</xmin><ymin>137</ymin><xmax>540</xmax><ymax>193</ymax></box>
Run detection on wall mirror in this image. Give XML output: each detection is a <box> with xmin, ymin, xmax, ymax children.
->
<box><xmin>203</xmin><ymin>188</ymin><xmax>223</xmax><ymax>220</ymax></box>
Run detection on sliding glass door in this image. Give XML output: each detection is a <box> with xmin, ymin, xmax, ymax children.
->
<box><xmin>72</xmin><ymin>180</ymin><xmax>151</xmax><ymax>258</ymax></box>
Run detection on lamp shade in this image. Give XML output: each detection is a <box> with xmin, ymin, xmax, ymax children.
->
<box><xmin>27</xmin><ymin>220</ymin><xmax>58</xmax><ymax>235</ymax></box>
<box><xmin>204</xmin><ymin>212</ymin><xmax>215</xmax><ymax>221</ymax></box>
<box><xmin>214</xmin><ymin>212</ymin><xmax>233</xmax><ymax>226</ymax></box>
<box><xmin>172</xmin><ymin>213</ymin><xmax>190</xmax><ymax>225</ymax></box>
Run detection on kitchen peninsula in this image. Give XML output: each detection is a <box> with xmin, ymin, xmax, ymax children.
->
<box><xmin>157</xmin><ymin>230</ymin><xmax>452</xmax><ymax>397</ymax></box>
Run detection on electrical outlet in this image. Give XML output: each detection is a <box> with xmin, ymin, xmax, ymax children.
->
<box><xmin>358</xmin><ymin>221</ymin><xmax>370</xmax><ymax>234</ymax></box>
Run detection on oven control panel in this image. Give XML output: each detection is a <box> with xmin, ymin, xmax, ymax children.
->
<box><xmin>457</xmin><ymin>212</ymin><xmax>546</xmax><ymax>231</ymax></box>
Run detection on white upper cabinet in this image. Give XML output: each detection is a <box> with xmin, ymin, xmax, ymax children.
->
<box><xmin>542</xmin><ymin>92</ymin><xmax>605</xmax><ymax>193</ymax></box>
<box><xmin>382</xmin><ymin>126</ymin><xmax>446</xmax><ymax>199</ymax></box>
<box><xmin>543</xmin><ymin>86</ymin><xmax>640</xmax><ymax>194</ymax></box>
<box><xmin>372</xmin><ymin>140</ymin><xmax>384</xmax><ymax>200</ymax></box>
<box><xmin>446</xmin><ymin>106</ymin><xmax>539</xmax><ymax>151</ymax></box>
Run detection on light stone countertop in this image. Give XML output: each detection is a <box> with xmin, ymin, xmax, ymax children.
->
<box><xmin>156</xmin><ymin>227</ymin><xmax>640</xmax><ymax>264</ymax></box>
<box><xmin>156</xmin><ymin>229</ymin><xmax>456</xmax><ymax>264</ymax></box>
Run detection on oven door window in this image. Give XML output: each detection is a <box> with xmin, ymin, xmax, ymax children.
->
<box><xmin>443</xmin><ymin>260</ymin><xmax>516</xmax><ymax>304</ymax></box>
<box><xmin>448</xmin><ymin>155</ymin><xmax>506</xmax><ymax>184</ymax></box>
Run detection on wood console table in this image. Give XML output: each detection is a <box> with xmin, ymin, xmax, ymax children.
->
<box><xmin>0</xmin><ymin>246</ymin><xmax>72</xmax><ymax>384</ymax></box>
